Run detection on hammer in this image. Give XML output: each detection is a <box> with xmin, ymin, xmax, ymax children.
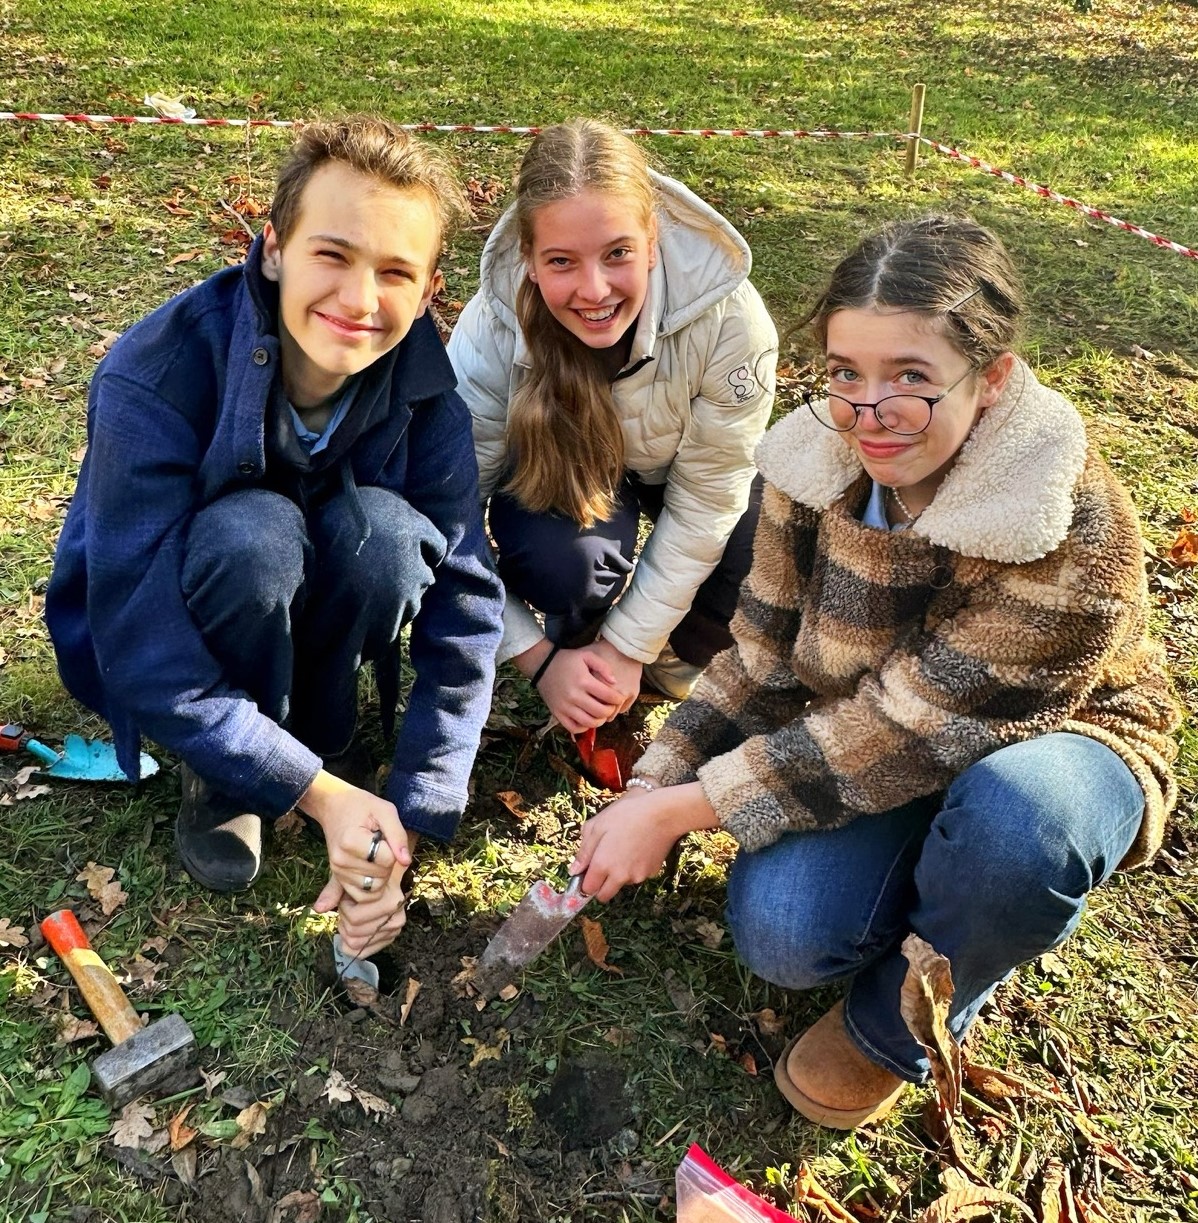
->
<box><xmin>41</xmin><ymin>909</ymin><xmax>198</xmax><ymax>1108</ymax></box>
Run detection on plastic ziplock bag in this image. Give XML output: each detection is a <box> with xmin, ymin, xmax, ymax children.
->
<box><xmin>676</xmin><ymin>1144</ymin><xmax>794</xmax><ymax>1222</ymax></box>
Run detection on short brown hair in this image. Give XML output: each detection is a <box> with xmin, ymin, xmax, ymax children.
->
<box><xmin>270</xmin><ymin>116</ymin><xmax>468</xmax><ymax>251</ymax></box>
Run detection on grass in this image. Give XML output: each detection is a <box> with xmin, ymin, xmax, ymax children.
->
<box><xmin>1</xmin><ymin>0</ymin><xmax>1197</xmax><ymax>1220</ymax></box>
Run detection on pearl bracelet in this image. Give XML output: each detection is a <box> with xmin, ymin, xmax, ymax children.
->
<box><xmin>625</xmin><ymin>777</ymin><xmax>657</xmax><ymax>794</ymax></box>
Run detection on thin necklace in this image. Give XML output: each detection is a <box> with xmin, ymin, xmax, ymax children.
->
<box><xmin>889</xmin><ymin>485</ymin><xmax>919</xmax><ymax>525</ymax></box>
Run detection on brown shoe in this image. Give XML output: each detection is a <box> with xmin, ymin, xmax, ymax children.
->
<box><xmin>773</xmin><ymin>1000</ymin><xmax>907</xmax><ymax>1129</ymax></box>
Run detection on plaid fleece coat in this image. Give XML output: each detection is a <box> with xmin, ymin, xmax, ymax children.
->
<box><xmin>636</xmin><ymin>360</ymin><xmax>1179</xmax><ymax>868</ymax></box>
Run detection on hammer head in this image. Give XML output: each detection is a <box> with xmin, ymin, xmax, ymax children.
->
<box><xmin>92</xmin><ymin>1012</ymin><xmax>198</xmax><ymax>1108</ymax></box>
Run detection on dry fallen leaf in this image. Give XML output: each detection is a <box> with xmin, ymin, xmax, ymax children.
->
<box><xmin>170</xmin><ymin>1144</ymin><xmax>197</xmax><ymax>1188</ymax></box>
<box><xmin>0</xmin><ymin>918</ymin><xmax>29</xmax><ymax>948</ymax></box>
<box><xmin>75</xmin><ymin>862</ymin><xmax>129</xmax><ymax>916</ymax></box>
<box><xmin>964</xmin><ymin>1060</ymin><xmax>1063</xmax><ymax>1104</ymax></box>
<box><xmin>230</xmin><ymin>1100</ymin><xmax>269</xmax><ymax>1149</ymax></box>
<box><xmin>399</xmin><ymin>977</ymin><xmax>421</xmax><ymax>1026</ymax></box>
<box><xmin>167</xmin><ymin>249</ymin><xmax>205</xmax><ymax>266</ymax></box>
<box><xmin>461</xmin><ymin>1028</ymin><xmax>510</xmax><ymax>1068</ymax></box>
<box><xmin>737</xmin><ymin>1051</ymin><xmax>758</xmax><ymax>1076</ymax></box>
<box><xmin>0</xmin><ymin>780</ymin><xmax>52</xmax><ymax>805</ymax></box>
<box><xmin>580</xmin><ymin>915</ymin><xmax>623</xmax><ymax>975</ymax></box>
<box><xmin>168</xmin><ymin>1103</ymin><xmax>198</xmax><ymax>1151</ymax></box>
<box><xmin>900</xmin><ymin>933</ymin><xmax>962</xmax><ymax>1121</ymax></box>
<box><xmin>497</xmin><ymin>983</ymin><xmax>520</xmax><ymax>1002</ymax></box>
<box><xmin>1167</xmin><ymin>526</ymin><xmax>1198</xmax><ymax>567</ymax></box>
<box><xmin>794</xmin><ymin>1162</ymin><xmax>858</xmax><ymax>1223</ymax></box>
<box><xmin>916</xmin><ymin>1166</ymin><xmax>1035</xmax><ymax>1223</ymax></box>
<box><xmin>351</xmin><ymin>1084</ymin><xmax>396</xmax><ymax>1117</ymax></box>
<box><xmin>275</xmin><ymin>1189</ymin><xmax>322</xmax><ymax>1222</ymax></box>
<box><xmin>199</xmin><ymin>1067</ymin><xmax>227</xmax><ymax>1098</ymax></box>
<box><xmin>121</xmin><ymin>955</ymin><xmax>161</xmax><ymax>988</ymax></box>
<box><xmin>1040</xmin><ymin>1158</ymin><xmax>1067</xmax><ymax>1223</ymax></box>
<box><xmin>55</xmin><ymin>1015</ymin><xmax>101</xmax><ymax>1044</ymax></box>
<box><xmin>324</xmin><ymin>1070</ymin><xmax>354</xmax><ymax>1104</ymax></box>
<box><xmin>750</xmin><ymin>1007</ymin><xmax>785</xmax><ymax>1038</ymax></box>
<box><xmin>692</xmin><ymin>918</ymin><xmax>725</xmax><ymax>948</ymax></box>
<box><xmin>495</xmin><ymin>789</ymin><xmax>528</xmax><ymax>819</ymax></box>
<box><xmin>109</xmin><ymin>1100</ymin><xmax>156</xmax><ymax>1149</ymax></box>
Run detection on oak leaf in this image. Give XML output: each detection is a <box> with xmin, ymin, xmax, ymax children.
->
<box><xmin>109</xmin><ymin>1101</ymin><xmax>155</xmax><ymax>1149</ymax></box>
<box><xmin>324</xmin><ymin>1070</ymin><xmax>353</xmax><ymax>1104</ymax></box>
<box><xmin>0</xmin><ymin>919</ymin><xmax>29</xmax><ymax>948</ymax></box>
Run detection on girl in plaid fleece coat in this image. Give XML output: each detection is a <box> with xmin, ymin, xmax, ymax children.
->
<box><xmin>570</xmin><ymin>215</ymin><xmax>1180</xmax><ymax>1129</ymax></box>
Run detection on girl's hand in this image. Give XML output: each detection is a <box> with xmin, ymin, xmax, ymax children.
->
<box><xmin>536</xmin><ymin>646</ymin><xmax>623</xmax><ymax>733</ymax></box>
<box><xmin>584</xmin><ymin>637</ymin><xmax>644</xmax><ymax>718</ymax></box>
<box><xmin>569</xmin><ymin>782</ymin><xmax>716</xmax><ymax>902</ymax></box>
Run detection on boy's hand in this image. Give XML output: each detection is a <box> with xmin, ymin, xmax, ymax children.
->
<box><xmin>569</xmin><ymin>782</ymin><xmax>713</xmax><ymax>903</ymax></box>
<box><xmin>301</xmin><ymin>770</ymin><xmax>417</xmax><ymax>955</ymax></box>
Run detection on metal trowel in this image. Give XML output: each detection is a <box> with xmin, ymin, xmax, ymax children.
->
<box><xmin>475</xmin><ymin>875</ymin><xmax>592</xmax><ymax>995</ymax></box>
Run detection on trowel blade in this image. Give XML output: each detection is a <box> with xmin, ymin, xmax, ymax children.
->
<box><xmin>479</xmin><ymin>875</ymin><xmax>591</xmax><ymax>974</ymax></box>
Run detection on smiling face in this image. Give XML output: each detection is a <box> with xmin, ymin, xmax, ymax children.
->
<box><xmin>823</xmin><ymin>307</ymin><xmax>1014</xmax><ymax>515</ymax></box>
<box><xmin>525</xmin><ymin>189</ymin><xmax>657</xmax><ymax>349</ymax></box>
<box><xmin>261</xmin><ymin>161</ymin><xmax>443</xmax><ymax>408</ymax></box>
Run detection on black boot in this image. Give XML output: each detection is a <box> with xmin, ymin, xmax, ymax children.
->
<box><xmin>175</xmin><ymin>764</ymin><xmax>263</xmax><ymax>892</ymax></box>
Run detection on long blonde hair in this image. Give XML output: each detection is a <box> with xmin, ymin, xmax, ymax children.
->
<box><xmin>504</xmin><ymin>119</ymin><xmax>657</xmax><ymax>527</ymax></box>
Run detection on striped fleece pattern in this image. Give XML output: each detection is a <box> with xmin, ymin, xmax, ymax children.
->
<box><xmin>636</xmin><ymin>361</ymin><xmax>1179</xmax><ymax>868</ymax></box>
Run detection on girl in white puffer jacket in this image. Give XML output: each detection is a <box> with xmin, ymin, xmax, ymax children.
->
<box><xmin>447</xmin><ymin>118</ymin><xmax>778</xmax><ymax>737</ymax></box>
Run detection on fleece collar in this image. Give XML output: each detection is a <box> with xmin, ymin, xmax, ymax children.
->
<box><xmin>754</xmin><ymin>359</ymin><xmax>1089</xmax><ymax>563</ymax></box>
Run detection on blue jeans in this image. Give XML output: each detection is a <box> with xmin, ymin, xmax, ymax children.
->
<box><xmin>725</xmin><ymin>733</ymin><xmax>1145</xmax><ymax>1081</ymax></box>
<box><xmin>181</xmin><ymin>486</ymin><xmax>443</xmax><ymax>758</ymax></box>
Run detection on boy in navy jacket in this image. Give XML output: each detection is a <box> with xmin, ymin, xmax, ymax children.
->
<box><xmin>47</xmin><ymin>118</ymin><xmax>504</xmax><ymax>959</ymax></box>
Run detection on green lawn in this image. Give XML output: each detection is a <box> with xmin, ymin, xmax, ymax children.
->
<box><xmin>1</xmin><ymin>1</ymin><xmax>1196</xmax><ymax>1220</ymax></box>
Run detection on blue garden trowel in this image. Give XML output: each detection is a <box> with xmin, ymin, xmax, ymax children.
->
<box><xmin>3</xmin><ymin>724</ymin><xmax>158</xmax><ymax>782</ymax></box>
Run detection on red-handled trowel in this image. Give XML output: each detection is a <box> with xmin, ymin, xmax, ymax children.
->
<box><xmin>474</xmin><ymin>875</ymin><xmax>591</xmax><ymax>997</ymax></box>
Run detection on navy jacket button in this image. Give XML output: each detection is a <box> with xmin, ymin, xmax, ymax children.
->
<box><xmin>252</xmin><ymin>348</ymin><xmax>269</xmax><ymax>366</ymax></box>
<box><xmin>237</xmin><ymin>461</ymin><xmax>255</xmax><ymax>476</ymax></box>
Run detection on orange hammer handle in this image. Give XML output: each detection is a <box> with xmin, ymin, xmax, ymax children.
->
<box><xmin>41</xmin><ymin>909</ymin><xmax>142</xmax><ymax>1046</ymax></box>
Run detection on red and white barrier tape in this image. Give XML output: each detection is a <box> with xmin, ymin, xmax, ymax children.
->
<box><xmin>0</xmin><ymin>112</ymin><xmax>896</xmax><ymax>140</ymax></box>
<box><xmin>2</xmin><ymin>110</ymin><xmax>1192</xmax><ymax>260</ymax></box>
<box><xmin>920</xmin><ymin>135</ymin><xmax>1197</xmax><ymax>260</ymax></box>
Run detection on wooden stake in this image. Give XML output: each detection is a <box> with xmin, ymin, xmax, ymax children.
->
<box><xmin>905</xmin><ymin>82</ymin><xmax>927</xmax><ymax>176</ymax></box>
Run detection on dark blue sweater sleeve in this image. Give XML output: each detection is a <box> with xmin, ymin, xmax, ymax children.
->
<box><xmin>381</xmin><ymin>389</ymin><xmax>504</xmax><ymax>840</ymax></box>
<box><xmin>78</xmin><ymin>371</ymin><xmax>322</xmax><ymax>815</ymax></box>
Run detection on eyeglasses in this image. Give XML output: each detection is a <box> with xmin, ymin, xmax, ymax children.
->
<box><xmin>803</xmin><ymin>366</ymin><xmax>976</xmax><ymax>437</ymax></box>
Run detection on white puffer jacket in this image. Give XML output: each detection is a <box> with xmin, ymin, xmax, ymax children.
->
<box><xmin>447</xmin><ymin>170</ymin><xmax>778</xmax><ymax>665</ymax></box>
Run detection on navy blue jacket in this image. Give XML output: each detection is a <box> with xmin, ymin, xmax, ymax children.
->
<box><xmin>46</xmin><ymin>239</ymin><xmax>504</xmax><ymax>841</ymax></box>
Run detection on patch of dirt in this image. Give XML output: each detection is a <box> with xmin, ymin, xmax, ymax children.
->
<box><xmin>144</xmin><ymin>912</ymin><xmax>652</xmax><ymax>1223</ymax></box>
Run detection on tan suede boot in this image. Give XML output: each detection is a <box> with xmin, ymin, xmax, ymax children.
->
<box><xmin>773</xmin><ymin>1000</ymin><xmax>907</xmax><ymax>1129</ymax></box>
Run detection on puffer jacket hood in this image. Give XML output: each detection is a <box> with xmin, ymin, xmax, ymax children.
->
<box><xmin>475</xmin><ymin>169</ymin><xmax>755</xmax><ymax>368</ymax></box>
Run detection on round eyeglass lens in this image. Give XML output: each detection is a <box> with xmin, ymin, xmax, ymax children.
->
<box><xmin>813</xmin><ymin>393</ymin><xmax>933</xmax><ymax>435</ymax></box>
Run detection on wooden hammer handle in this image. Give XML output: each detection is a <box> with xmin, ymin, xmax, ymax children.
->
<box><xmin>41</xmin><ymin>909</ymin><xmax>142</xmax><ymax>1046</ymax></box>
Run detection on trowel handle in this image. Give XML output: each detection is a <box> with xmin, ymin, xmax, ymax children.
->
<box><xmin>25</xmin><ymin>738</ymin><xmax>61</xmax><ymax>766</ymax></box>
<box><xmin>40</xmin><ymin>909</ymin><xmax>142</xmax><ymax>1046</ymax></box>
